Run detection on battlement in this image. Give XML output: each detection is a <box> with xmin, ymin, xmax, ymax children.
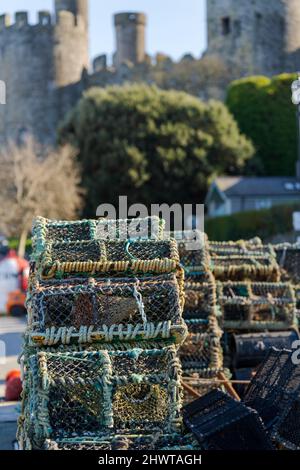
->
<box><xmin>114</xmin><ymin>12</ymin><xmax>147</xmax><ymax>27</ymax></box>
<box><xmin>0</xmin><ymin>8</ymin><xmax>86</xmax><ymax>33</ymax></box>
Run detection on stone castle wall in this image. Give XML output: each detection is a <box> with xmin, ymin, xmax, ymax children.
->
<box><xmin>0</xmin><ymin>1</ymin><xmax>88</xmax><ymax>145</ymax></box>
<box><xmin>206</xmin><ymin>0</ymin><xmax>300</xmax><ymax>77</ymax></box>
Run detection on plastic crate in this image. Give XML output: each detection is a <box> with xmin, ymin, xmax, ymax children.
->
<box><xmin>209</xmin><ymin>241</ymin><xmax>280</xmax><ymax>282</ymax></box>
<box><xmin>272</xmin><ymin>396</ymin><xmax>300</xmax><ymax>450</ymax></box>
<box><xmin>217</xmin><ymin>281</ymin><xmax>296</xmax><ymax>330</ymax></box>
<box><xmin>27</xmin><ymin>273</ymin><xmax>187</xmax><ymax>346</ymax></box>
<box><xmin>19</xmin><ymin>346</ymin><xmax>182</xmax><ymax>449</ymax></box>
<box><xmin>183</xmin><ymin>389</ymin><xmax>274</xmax><ymax>450</ymax></box>
<box><xmin>243</xmin><ymin>348</ymin><xmax>300</xmax><ymax>432</ymax></box>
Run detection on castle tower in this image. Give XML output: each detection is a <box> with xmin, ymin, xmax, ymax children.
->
<box><xmin>114</xmin><ymin>12</ymin><xmax>147</xmax><ymax>67</ymax></box>
<box><xmin>55</xmin><ymin>0</ymin><xmax>88</xmax><ymax>30</ymax></box>
<box><xmin>54</xmin><ymin>0</ymin><xmax>89</xmax><ymax>87</ymax></box>
<box><xmin>206</xmin><ymin>0</ymin><xmax>300</xmax><ymax>77</ymax></box>
<box><xmin>0</xmin><ymin>1</ymin><xmax>89</xmax><ymax>146</ymax></box>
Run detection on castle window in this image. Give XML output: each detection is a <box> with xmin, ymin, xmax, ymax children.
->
<box><xmin>255</xmin><ymin>12</ymin><xmax>262</xmax><ymax>30</ymax></box>
<box><xmin>222</xmin><ymin>17</ymin><xmax>231</xmax><ymax>36</ymax></box>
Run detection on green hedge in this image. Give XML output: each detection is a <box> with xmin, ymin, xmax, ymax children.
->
<box><xmin>226</xmin><ymin>73</ymin><xmax>298</xmax><ymax>176</ymax></box>
<box><xmin>206</xmin><ymin>203</ymin><xmax>300</xmax><ymax>241</ymax></box>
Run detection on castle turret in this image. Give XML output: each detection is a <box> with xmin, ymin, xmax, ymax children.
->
<box><xmin>206</xmin><ymin>0</ymin><xmax>300</xmax><ymax>77</ymax></box>
<box><xmin>114</xmin><ymin>12</ymin><xmax>147</xmax><ymax>68</ymax></box>
<box><xmin>55</xmin><ymin>0</ymin><xmax>88</xmax><ymax>30</ymax></box>
<box><xmin>54</xmin><ymin>0</ymin><xmax>89</xmax><ymax>86</ymax></box>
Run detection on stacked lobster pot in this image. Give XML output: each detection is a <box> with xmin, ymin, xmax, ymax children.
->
<box><xmin>274</xmin><ymin>243</ymin><xmax>300</xmax><ymax>324</ymax></box>
<box><xmin>210</xmin><ymin>239</ymin><xmax>299</xmax><ymax>397</ymax></box>
<box><xmin>171</xmin><ymin>231</ymin><xmax>223</xmax><ymax>402</ymax></box>
<box><xmin>18</xmin><ymin>216</ymin><xmax>196</xmax><ymax>451</ymax></box>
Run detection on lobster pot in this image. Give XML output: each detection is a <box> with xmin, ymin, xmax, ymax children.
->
<box><xmin>184</xmin><ymin>275</ymin><xmax>216</xmax><ymax>320</ymax></box>
<box><xmin>232</xmin><ymin>330</ymin><xmax>300</xmax><ymax>368</ymax></box>
<box><xmin>170</xmin><ymin>231</ymin><xmax>211</xmax><ymax>281</ymax></box>
<box><xmin>44</xmin><ymin>433</ymin><xmax>199</xmax><ymax>451</ymax></box>
<box><xmin>216</xmin><ymin>282</ymin><xmax>296</xmax><ymax>330</ymax></box>
<box><xmin>275</xmin><ymin>243</ymin><xmax>300</xmax><ymax>283</ymax></box>
<box><xmin>32</xmin><ymin>216</ymin><xmax>164</xmax><ymax>249</ymax></box>
<box><xmin>243</xmin><ymin>348</ymin><xmax>300</xmax><ymax>434</ymax></box>
<box><xmin>33</xmin><ymin>238</ymin><xmax>181</xmax><ymax>280</ymax></box>
<box><xmin>272</xmin><ymin>396</ymin><xmax>300</xmax><ymax>450</ymax></box>
<box><xmin>27</xmin><ymin>274</ymin><xmax>186</xmax><ymax>347</ymax></box>
<box><xmin>179</xmin><ymin>317</ymin><xmax>223</xmax><ymax>374</ymax></box>
<box><xmin>183</xmin><ymin>390</ymin><xmax>274</xmax><ymax>450</ymax></box>
<box><xmin>20</xmin><ymin>347</ymin><xmax>182</xmax><ymax>449</ymax></box>
<box><xmin>209</xmin><ymin>242</ymin><xmax>279</xmax><ymax>282</ymax></box>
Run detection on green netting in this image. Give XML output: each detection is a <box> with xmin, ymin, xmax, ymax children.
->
<box><xmin>19</xmin><ymin>346</ymin><xmax>183</xmax><ymax>449</ymax></box>
<box><xmin>32</xmin><ymin>216</ymin><xmax>165</xmax><ymax>250</ymax></box>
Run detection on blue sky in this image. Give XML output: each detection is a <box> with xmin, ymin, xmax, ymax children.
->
<box><xmin>1</xmin><ymin>1</ymin><xmax>207</xmax><ymax>62</ymax></box>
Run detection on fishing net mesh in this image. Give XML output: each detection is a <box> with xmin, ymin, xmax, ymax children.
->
<box><xmin>216</xmin><ymin>282</ymin><xmax>296</xmax><ymax>329</ymax></box>
<box><xmin>33</xmin><ymin>216</ymin><xmax>165</xmax><ymax>246</ymax></box>
<box><xmin>179</xmin><ymin>318</ymin><xmax>222</xmax><ymax>374</ymax></box>
<box><xmin>20</xmin><ymin>346</ymin><xmax>182</xmax><ymax>448</ymax></box>
<box><xmin>243</xmin><ymin>349</ymin><xmax>300</xmax><ymax>430</ymax></box>
<box><xmin>27</xmin><ymin>273</ymin><xmax>186</xmax><ymax>345</ymax></box>
<box><xmin>209</xmin><ymin>241</ymin><xmax>280</xmax><ymax>282</ymax></box>
<box><xmin>44</xmin><ymin>432</ymin><xmax>199</xmax><ymax>451</ymax></box>
<box><xmin>275</xmin><ymin>244</ymin><xmax>300</xmax><ymax>283</ymax></box>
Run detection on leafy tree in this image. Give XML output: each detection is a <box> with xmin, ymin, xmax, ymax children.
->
<box><xmin>59</xmin><ymin>84</ymin><xmax>254</xmax><ymax>216</ymax></box>
<box><xmin>226</xmin><ymin>73</ymin><xmax>298</xmax><ymax>176</ymax></box>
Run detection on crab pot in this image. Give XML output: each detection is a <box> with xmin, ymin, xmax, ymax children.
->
<box><xmin>183</xmin><ymin>390</ymin><xmax>274</xmax><ymax>450</ymax></box>
<box><xmin>184</xmin><ymin>275</ymin><xmax>216</xmax><ymax>320</ymax></box>
<box><xmin>19</xmin><ymin>347</ymin><xmax>182</xmax><ymax>449</ymax></box>
<box><xmin>243</xmin><ymin>348</ymin><xmax>300</xmax><ymax>432</ymax></box>
<box><xmin>209</xmin><ymin>242</ymin><xmax>280</xmax><ymax>282</ymax></box>
<box><xmin>171</xmin><ymin>231</ymin><xmax>211</xmax><ymax>281</ymax></box>
<box><xmin>272</xmin><ymin>396</ymin><xmax>300</xmax><ymax>450</ymax></box>
<box><xmin>43</xmin><ymin>433</ymin><xmax>199</xmax><ymax>451</ymax></box>
<box><xmin>27</xmin><ymin>273</ymin><xmax>186</xmax><ymax>346</ymax></box>
<box><xmin>33</xmin><ymin>237</ymin><xmax>181</xmax><ymax>280</ymax></box>
<box><xmin>275</xmin><ymin>244</ymin><xmax>300</xmax><ymax>283</ymax></box>
<box><xmin>32</xmin><ymin>216</ymin><xmax>165</xmax><ymax>248</ymax></box>
<box><xmin>179</xmin><ymin>317</ymin><xmax>223</xmax><ymax>374</ymax></box>
<box><xmin>217</xmin><ymin>282</ymin><xmax>296</xmax><ymax>330</ymax></box>
<box><xmin>232</xmin><ymin>330</ymin><xmax>300</xmax><ymax>368</ymax></box>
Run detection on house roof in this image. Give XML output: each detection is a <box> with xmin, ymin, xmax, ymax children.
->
<box><xmin>211</xmin><ymin>176</ymin><xmax>300</xmax><ymax>197</ymax></box>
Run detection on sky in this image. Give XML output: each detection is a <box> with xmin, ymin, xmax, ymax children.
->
<box><xmin>0</xmin><ymin>0</ymin><xmax>207</xmax><ymax>62</ymax></box>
